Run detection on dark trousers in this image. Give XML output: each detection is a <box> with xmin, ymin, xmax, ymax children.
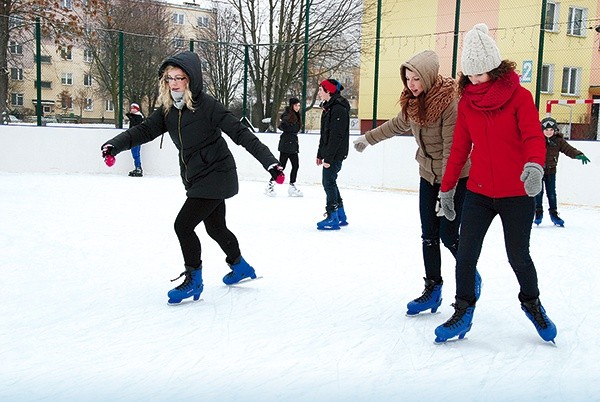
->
<box><xmin>419</xmin><ymin>177</ymin><xmax>467</xmax><ymax>282</ymax></box>
<box><xmin>456</xmin><ymin>191</ymin><xmax>540</xmax><ymax>303</ymax></box>
<box><xmin>534</xmin><ymin>173</ymin><xmax>557</xmax><ymax>211</ymax></box>
<box><xmin>322</xmin><ymin>160</ymin><xmax>343</xmax><ymax>212</ymax></box>
<box><xmin>279</xmin><ymin>152</ymin><xmax>300</xmax><ymax>184</ymax></box>
<box><xmin>174</xmin><ymin>198</ymin><xmax>241</xmax><ymax>267</ymax></box>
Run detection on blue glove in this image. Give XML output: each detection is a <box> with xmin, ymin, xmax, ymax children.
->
<box><xmin>436</xmin><ymin>188</ymin><xmax>456</xmax><ymax>221</ymax></box>
<box><xmin>576</xmin><ymin>154</ymin><xmax>590</xmax><ymax>165</ymax></box>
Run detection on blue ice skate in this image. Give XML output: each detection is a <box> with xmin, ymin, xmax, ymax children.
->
<box><xmin>223</xmin><ymin>256</ymin><xmax>257</xmax><ymax>285</ymax></box>
<box><xmin>434</xmin><ymin>299</ymin><xmax>475</xmax><ymax>343</ymax></box>
<box><xmin>533</xmin><ymin>209</ymin><xmax>543</xmax><ymax>225</ymax></box>
<box><xmin>337</xmin><ymin>206</ymin><xmax>348</xmax><ymax>226</ymax></box>
<box><xmin>549</xmin><ymin>209</ymin><xmax>564</xmax><ymax>227</ymax></box>
<box><xmin>521</xmin><ymin>298</ymin><xmax>557</xmax><ymax>343</ymax></box>
<box><xmin>317</xmin><ymin>210</ymin><xmax>340</xmax><ymax>230</ymax></box>
<box><xmin>168</xmin><ymin>266</ymin><xmax>203</xmax><ymax>304</ymax></box>
<box><xmin>475</xmin><ymin>270</ymin><xmax>482</xmax><ymax>301</ymax></box>
<box><xmin>407</xmin><ymin>278</ymin><xmax>443</xmax><ymax>315</ymax></box>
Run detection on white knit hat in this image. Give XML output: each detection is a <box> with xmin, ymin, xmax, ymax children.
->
<box><xmin>461</xmin><ymin>23</ymin><xmax>502</xmax><ymax>75</ymax></box>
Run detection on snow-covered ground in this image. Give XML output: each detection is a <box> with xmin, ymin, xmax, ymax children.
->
<box><xmin>1</xmin><ymin>173</ymin><xmax>599</xmax><ymax>401</ymax></box>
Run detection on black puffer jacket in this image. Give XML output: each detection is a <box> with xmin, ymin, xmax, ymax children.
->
<box><xmin>125</xmin><ymin>112</ymin><xmax>144</xmax><ymax>128</ymax></box>
<box><xmin>317</xmin><ymin>93</ymin><xmax>350</xmax><ymax>163</ymax></box>
<box><xmin>104</xmin><ymin>52</ymin><xmax>278</xmax><ymax>199</ymax></box>
<box><xmin>278</xmin><ymin>107</ymin><xmax>301</xmax><ymax>154</ymax></box>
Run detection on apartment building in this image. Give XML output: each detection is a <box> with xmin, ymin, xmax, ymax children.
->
<box><xmin>7</xmin><ymin>1</ymin><xmax>215</xmax><ymax>123</ymax></box>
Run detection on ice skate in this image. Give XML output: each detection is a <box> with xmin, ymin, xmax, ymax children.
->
<box><xmin>337</xmin><ymin>206</ymin><xmax>348</xmax><ymax>226</ymax></box>
<box><xmin>167</xmin><ymin>266</ymin><xmax>203</xmax><ymax>304</ymax></box>
<box><xmin>521</xmin><ymin>298</ymin><xmax>557</xmax><ymax>343</ymax></box>
<box><xmin>264</xmin><ymin>181</ymin><xmax>276</xmax><ymax>197</ymax></box>
<box><xmin>533</xmin><ymin>208</ymin><xmax>543</xmax><ymax>225</ymax></box>
<box><xmin>434</xmin><ymin>299</ymin><xmax>475</xmax><ymax>343</ymax></box>
<box><xmin>317</xmin><ymin>210</ymin><xmax>340</xmax><ymax>230</ymax></box>
<box><xmin>223</xmin><ymin>256</ymin><xmax>257</xmax><ymax>285</ymax></box>
<box><xmin>406</xmin><ymin>278</ymin><xmax>443</xmax><ymax>316</ymax></box>
<box><xmin>548</xmin><ymin>209</ymin><xmax>564</xmax><ymax>227</ymax></box>
<box><xmin>288</xmin><ymin>183</ymin><xmax>303</xmax><ymax>197</ymax></box>
<box><xmin>128</xmin><ymin>167</ymin><xmax>143</xmax><ymax>177</ymax></box>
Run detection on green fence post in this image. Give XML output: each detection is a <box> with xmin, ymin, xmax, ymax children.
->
<box><xmin>35</xmin><ymin>18</ymin><xmax>42</xmax><ymax>126</ymax></box>
<box><xmin>118</xmin><ymin>31</ymin><xmax>124</xmax><ymax>129</ymax></box>
<box><xmin>372</xmin><ymin>0</ymin><xmax>382</xmax><ymax>129</ymax></box>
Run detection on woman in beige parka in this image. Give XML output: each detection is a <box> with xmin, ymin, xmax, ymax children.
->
<box><xmin>353</xmin><ymin>50</ymin><xmax>480</xmax><ymax>316</ymax></box>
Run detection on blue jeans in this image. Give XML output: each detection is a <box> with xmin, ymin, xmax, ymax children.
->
<box><xmin>534</xmin><ymin>173</ymin><xmax>557</xmax><ymax>211</ymax></box>
<box><xmin>322</xmin><ymin>160</ymin><xmax>343</xmax><ymax>212</ymax></box>
<box><xmin>130</xmin><ymin>145</ymin><xmax>142</xmax><ymax>169</ymax></box>
<box><xmin>455</xmin><ymin>191</ymin><xmax>539</xmax><ymax>303</ymax></box>
<box><xmin>419</xmin><ymin>177</ymin><xmax>467</xmax><ymax>282</ymax></box>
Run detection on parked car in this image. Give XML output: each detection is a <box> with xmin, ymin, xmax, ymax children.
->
<box><xmin>1</xmin><ymin>112</ymin><xmax>22</xmax><ymax>123</ymax></box>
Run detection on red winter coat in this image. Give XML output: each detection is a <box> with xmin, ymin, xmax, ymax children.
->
<box><xmin>441</xmin><ymin>71</ymin><xmax>546</xmax><ymax>198</ymax></box>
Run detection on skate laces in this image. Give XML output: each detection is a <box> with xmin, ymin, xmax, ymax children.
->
<box><xmin>414</xmin><ymin>286</ymin><xmax>434</xmax><ymax>303</ymax></box>
<box><xmin>524</xmin><ymin>303</ymin><xmax>549</xmax><ymax>329</ymax></box>
<box><xmin>444</xmin><ymin>303</ymin><xmax>470</xmax><ymax>328</ymax></box>
<box><xmin>170</xmin><ymin>271</ymin><xmax>193</xmax><ymax>290</ymax></box>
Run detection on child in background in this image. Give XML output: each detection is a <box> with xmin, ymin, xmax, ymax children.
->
<box><xmin>534</xmin><ymin>117</ymin><xmax>591</xmax><ymax>227</ymax></box>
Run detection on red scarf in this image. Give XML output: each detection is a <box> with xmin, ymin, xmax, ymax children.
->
<box><xmin>461</xmin><ymin>71</ymin><xmax>520</xmax><ymax>111</ymax></box>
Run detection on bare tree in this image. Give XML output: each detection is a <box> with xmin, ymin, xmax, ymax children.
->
<box><xmin>81</xmin><ymin>0</ymin><xmax>177</xmax><ymax>123</ymax></box>
<box><xmin>195</xmin><ymin>5</ymin><xmax>244</xmax><ymax>109</ymax></box>
<box><xmin>0</xmin><ymin>0</ymin><xmax>98</xmax><ymax>122</ymax></box>
<box><xmin>226</xmin><ymin>0</ymin><xmax>369</xmax><ymax>130</ymax></box>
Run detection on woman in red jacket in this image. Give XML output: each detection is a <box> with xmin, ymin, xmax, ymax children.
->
<box><xmin>435</xmin><ymin>24</ymin><xmax>556</xmax><ymax>343</ymax></box>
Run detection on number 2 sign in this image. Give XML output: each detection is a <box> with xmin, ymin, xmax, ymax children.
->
<box><xmin>521</xmin><ymin>60</ymin><xmax>533</xmax><ymax>83</ymax></box>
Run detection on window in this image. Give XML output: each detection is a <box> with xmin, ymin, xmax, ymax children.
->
<box><xmin>9</xmin><ymin>16</ymin><xmax>24</xmax><ymax>29</ymax></box>
<box><xmin>34</xmin><ymin>81</ymin><xmax>52</xmax><ymax>89</ymax></box>
<box><xmin>84</xmin><ymin>49</ymin><xmax>93</xmax><ymax>63</ymax></box>
<box><xmin>561</xmin><ymin>67</ymin><xmax>581</xmax><ymax>96</ymax></box>
<box><xmin>61</xmin><ymin>0</ymin><xmax>73</xmax><ymax>10</ymax></box>
<box><xmin>173</xmin><ymin>37</ymin><xmax>185</xmax><ymax>48</ymax></box>
<box><xmin>9</xmin><ymin>41</ymin><xmax>22</xmax><ymax>55</ymax></box>
<box><xmin>10</xmin><ymin>68</ymin><xmax>23</xmax><ymax>80</ymax></box>
<box><xmin>567</xmin><ymin>7</ymin><xmax>587</xmax><ymax>37</ymax></box>
<box><xmin>172</xmin><ymin>13</ymin><xmax>184</xmax><ymax>25</ymax></box>
<box><xmin>10</xmin><ymin>93</ymin><xmax>24</xmax><ymax>106</ymax></box>
<box><xmin>545</xmin><ymin>2</ymin><xmax>559</xmax><ymax>32</ymax></box>
<box><xmin>61</xmin><ymin>48</ymin><xmax>73</xmax><ymax>61</ymax></box>
<box><xmin>197</xmin><ymin>16</ymin><xmax>209</xmax><ymax>28</ymax></box>
<box><xmin>84</xmin><ymin>98</ymin><xmax>93</xmax><ymax>111</ymax></box>
<box><xmin>105</xmin><ymin>99</ymin><xmax>114</xmax><ymax>111</ymax></box>
<box><xmin>61</xmin><ymin>73</ymin><xmax>73</xmax><ymax>85</ymax></box>
<box><xmin>540</xmin><ymin>64</ymin><xmax>554</xmax><ymax>93</ymax></box>
<box><xmin>84</xmin><ymin>74</ymin><xmax>93</xmax><ymax>87</ymax></box>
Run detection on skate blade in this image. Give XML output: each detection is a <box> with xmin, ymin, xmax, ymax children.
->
<box><xmin>406</xmin><ymin>311</ymin><xmax>441</xmax><ymax>317</ymax></box>
<box><xmin>226</xmin><ymin>275</ymin><xmax>263</xmax><ymax>286</ymax></box>
<box><xmin>167</xmin><ymin>298</ymin><xmax>204</xmax><ymax>306</ymax></box>
<box><xmin>434</xmin><ymin>336</ymin><xmax>468</xmax><ymax>344</ymax></box>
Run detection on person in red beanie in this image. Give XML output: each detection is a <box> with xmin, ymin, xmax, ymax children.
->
<box><xmin>126</xmin><ymin>103</ymin><xmax>144</xmax><ymax>177</ymax></box>
<box><xmin>316</xmin><ymin>78</ymin><xmax>350</xmax><ymax>230</ymax></box>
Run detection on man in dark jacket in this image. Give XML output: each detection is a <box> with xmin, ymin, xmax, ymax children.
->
<box><xmin>101</xmin><ymin>51</ymin><xmax>284</xmax><ymax>304</ymax></box>
<box><xmin>316</xmin><ymin>78</ymin><xmax>350</xmax><ymax>230</ymax></box>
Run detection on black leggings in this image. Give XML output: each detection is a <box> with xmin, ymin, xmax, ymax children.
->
<box><xmin>279</xmin><ymin>152</ymin><xmax>299</xmax><ymax>184</ymax></box>
<box><xmin>174</xmin><ymin>198</ymin><xmax>241</xmax><ymax>267</ymax></box>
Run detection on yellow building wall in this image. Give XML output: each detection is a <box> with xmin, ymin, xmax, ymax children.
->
<box><xmin>359</xmin><ymin>0</ymin><xmax>599</xmax><ymax>131</ymax></box>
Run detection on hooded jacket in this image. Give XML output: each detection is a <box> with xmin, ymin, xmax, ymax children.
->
<box><xmin>441</xmin><ymin>71</ymin><xmax>546</xmax><ymax>197</ymax></box>
<box><xmin>317</xmin><ymin>92</ymin><xmax>350</xmax><ymax>163</ymax></box>
<box><xmin>105</xmin><ymin>51</ymin><xmax>278</xmax><ymax>199</ymax></box>
<box><xmin>278</xmin><ymin>106</ymin><xmax>301</xmax><ymax>154</ymax></box>
<box><xmin>543</xmin><ymin>133</ymin><xmax>584</xmax><ymax>175</ymax></box>
<box><xmin>364</xmin><ymin>50</ymin><xmax>469</xmax><ymax>185</ymax></box>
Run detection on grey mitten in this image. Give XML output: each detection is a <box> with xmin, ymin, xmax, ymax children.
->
<box><xmin>353</xmin><ymin>135</ymin><xmax>370</xmax><ymax>153</ymax></box>
<box><xmin>436</xmin><ymin>188</ymin><xmax>456</xmax><ymax>221</ymax></box>
<box><xmin>520</xmin><ymin>162</ymin><xmax>544</xmax><ymax>197</ymax></box>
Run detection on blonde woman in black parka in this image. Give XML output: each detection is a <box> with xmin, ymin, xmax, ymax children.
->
<box><xmin>101</xmin><ymin>51</ymin><xmax>284</xmax><ymax>304</ymax></box>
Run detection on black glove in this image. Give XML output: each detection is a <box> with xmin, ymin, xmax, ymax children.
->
<box><xmin>268</xmin><ymin>164</ymin><xmax>285</xmax><ymax>184</ymax></box>
<box><xmin>101</xmin><ymin>143</ymin><xmax>115</xmax><ymax>158</ymax></box>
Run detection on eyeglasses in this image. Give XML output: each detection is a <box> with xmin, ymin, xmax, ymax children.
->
<box><xmin>164</xmin><ymin>76</ymin><xmax>187</xmax><ymax>83</ymax></box>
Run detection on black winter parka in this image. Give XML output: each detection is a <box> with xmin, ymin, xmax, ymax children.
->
<box><xmin>278</xmin><ymin>107</ymin><xmax>301</xmax><ymax>154</ymax></box>
<box><xmin>317</xmin><ymin>93</ymin><xmax>350</xmax><ymax>163</ymax></box>
<box><xmin>105</xmin><ymin>52</ymin><xmax>278</xmax><ymax>199</ymax></box>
